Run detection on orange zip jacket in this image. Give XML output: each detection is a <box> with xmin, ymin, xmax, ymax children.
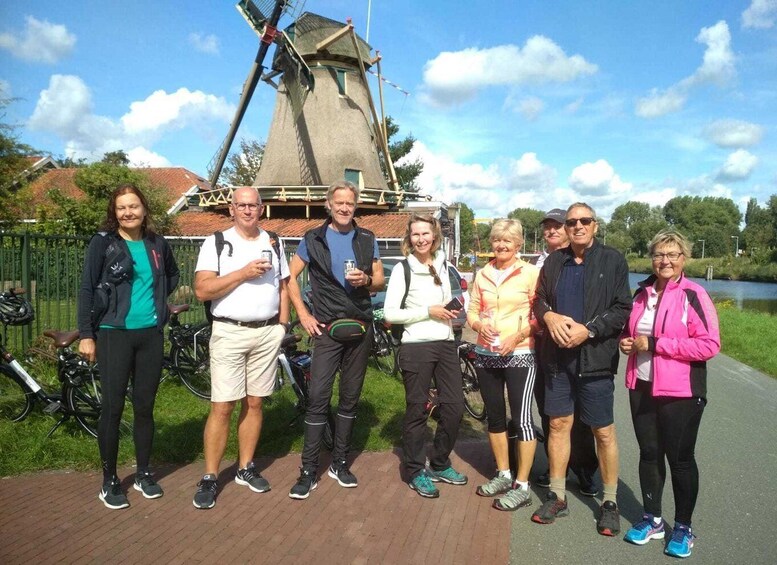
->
<box><xmin>466</xmin><ymin>259</ymin><xmax>539</xmax><ymax>354</ymax></box>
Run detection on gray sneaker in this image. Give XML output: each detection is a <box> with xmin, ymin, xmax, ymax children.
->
<box><xmin>235</xmin><ymin>462</ymin><xmax>271</xmax><ymax>493</ymax></box>
<box><xmin>492</xmin><ymin>487</ymin><xmax>532</xmax><ymax>511</ymax></box>
<box><xmin>133</xmin><ymin>472</ymin><xmax>163</xmax><ymax>499</ymax></box>
<box><xmin>99</xmin><ymin>478</ymin><xmax>129</xmax><ymax>510</ymax></box>
<box><xmin>476</xmin><ymin>474</ymin><xmax>512</xmax><ymax>497</ymax></box>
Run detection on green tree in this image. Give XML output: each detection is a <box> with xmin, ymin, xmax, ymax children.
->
<box><xmin>507</xmin><ymin>207</ymin><xmax>545</xmax><ymax>253</ymax></box>
<box><xmin>101</xmin><ymin>150</ymin><xmax>130</xmax><ymax>167</ymax></box>
<box><xmin>220</xmin><ymin>138</ymin><xmax>265</xmax><ymax>186</ymax></box>
<box><xmin>36</xmin><ymin>155</ymin><xmax>176</xmax><ymax>235</ymax></box>
<box><xmin>457</xmin><ymin>202</ymin><xmax>475</xmax><ymax>252</ymax></box>
<box><xmin>742</xmin><ymin>198</ymin><xmax>773</xmax><ymax>254</ymax></box>
<box><xmin>608</xmin><ymin>201</ymin><xmax>668</xmax><ymax>255</ymax></box>
<box><xmin>382</xmin><ymin>116</ymin><xmax>423</xmax><ymax>192</ymax></box>
<box><xmin>664</xmin><ymin>196</ymin><xmax>742</xmax><ymax>257</ymax></box>
<box><xmin>0</xmin><ymin>97</ymin><xmax>38</xmax><ymax>223</ymax></box>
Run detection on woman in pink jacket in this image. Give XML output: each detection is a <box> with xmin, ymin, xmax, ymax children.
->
<box><xmin>619</xmin><ymin>230</ymin><xmax>720</xmax><ymax>559</ymax></box>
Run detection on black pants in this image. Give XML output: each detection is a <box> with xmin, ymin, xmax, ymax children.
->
<box><xmin>630</xmin><ymin>379</ymin><xmax>706</xmax><ymax>525</ymax></box>
<box><xmin>534</xmin><ymin>354</ymin><xmax>598</xmax><ymax>481</ymax></box>
<box><xmin>96</xmin><ymin>327</ymin><xmax>164</xmax><ymax>480</ymax></box>
<box><xmin>399</xmin><ymin>341</ymin><xmax>464</xmax><ymax>479</ymax></box>
<box><xmin>478</xmin><ymin>362</ymin><xmax>536</xmax><ymax>440</ymax></box>
<box><xmin>302</xmin><ymin>326</ymin><xmax>373</xmax><ymax>469</ymax></box>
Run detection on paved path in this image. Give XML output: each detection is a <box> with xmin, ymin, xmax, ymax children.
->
<box><xmin>508</xmin><ymin>353</ymin><xmax>777</xmax><ymax>564</ymax></box>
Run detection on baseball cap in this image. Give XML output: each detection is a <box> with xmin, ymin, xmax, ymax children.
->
<box><xmin>541</xmin><ymin>208</ymin><xmax>566</xmax><ymax>225</ymax></box>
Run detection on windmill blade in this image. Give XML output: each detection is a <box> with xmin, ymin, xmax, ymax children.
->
<box><xmin>275</xmin><ymin>31</ymin><xmax>314</xmax><ymax>118</ymax></box>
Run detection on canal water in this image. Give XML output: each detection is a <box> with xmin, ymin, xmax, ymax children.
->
<box><xmin>628</xmin><ymin>273</ymin><xmax>777</xmax><ymax>314</ymax></box>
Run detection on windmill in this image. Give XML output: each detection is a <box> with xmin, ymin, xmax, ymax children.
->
<box><xmin>204</xmin><ymin>1</ymin><xmax>404</xmax><ymax>216</ymax></box>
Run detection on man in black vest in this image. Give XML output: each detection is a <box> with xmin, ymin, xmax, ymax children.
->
<box><xmin>287</xmin><ymin>180</ymin><xmax>385</xmax><ymax>499</ymax></box>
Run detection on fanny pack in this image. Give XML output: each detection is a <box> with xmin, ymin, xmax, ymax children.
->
<box><xmin>326</xmin><ymin>318</ymin><xmax>367</xmax><ymax>342</ymax></box>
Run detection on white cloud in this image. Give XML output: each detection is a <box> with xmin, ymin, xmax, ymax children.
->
<box><xmin>506</xmin><ymin>152</ymin><xmax>557</xmax><ymax>191</ymax></box>
<box><xmin>127</xmin><ymin>147</ymin><xmax>172</xmax><ymax>168</ymax></box>
<box><xmin>27</xmin><ymin>74</ymin><xmax>235</xmax><ymax>164</ymax></box>
<box><xmin>0</xmin><ymin>16</ymin><xmax>75</xmax><ymax>64</ymax></box>
<box><xmin>121</xmin><ymin>88</ymin><xmax>234</xmax><ymax>134</ymax></box>
<box><xmin>742</xmin><ymin>0</ymin><xmax>777</xmax><ymax>29</ymax></box>
<box><xmin>564</xmin><ymin>97</ymin><xmax>584</xmax><ymax>114</ymax></box>
<box><xmin>507</xmin><ymin>96</ymin><xmax>545</xmax><ymax>121</ymax></box>
<box><xmin>421</xmin><ymin>36</ymin><xmax>597</xmax><ymax>106</ymax></box>
<box><xmin>635</xmin><ymin>87</ymin><xmax>687</xmax><ymax>118</ymax></box>
<box><xmin>635</xmin><ymin>21</ymin><xmax>735</xmax><ymax>118</ymax></box>
<box><xmin>703</xmin><ymin>119</ymin><xmax>765</xmax><ymax>147</ymax></box>
<box><xmin>0</xmin><ymin>79</ymin><xmax>11</xmax><ymax>97</ymax></box>
<box><xmin>188</xmin><ymin>32</ymin><xmax>220</xmax><ymax>55</ymax></box>
<box><xmin>716</xmin><ymin>149</ymin><xmax>758</xmax><ymax>181</ymax></box>
<box><xmin>568</xmin><ymin>159</ymin><xmax>633</xmax><ymax>196</ymax></box>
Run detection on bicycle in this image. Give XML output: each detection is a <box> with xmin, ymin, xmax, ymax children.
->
<box><xmin>370</xmin><ymin>306</ymin><xmax>398</xmax><ymax>376</ymax></box>
<box><xmin>458</xmin><ymin>341</ymin><xmax>486</xmax><ymax>421</ymax></box>
<box><xmin>162</xmin><ymin>304</ymin><xmax>211</xmax><ymax>399</ymax></box>
<box><xmin>0</xmin><ymin>288</ymin><xmax>108</xmax><ymax>438</ymax></box>
<box><xmin>276</xmin><ymin>322</ymin><xmax>335</xmax><ymax>450</ymax></box>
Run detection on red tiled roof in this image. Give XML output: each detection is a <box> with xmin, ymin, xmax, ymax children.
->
<box><xmin>26</xmin><ymin>167</ymin><xmax>210</xmax><ymax>209</ymax></box>
<box><xmin>174</xmin><ymin>211</ymin><xmax>412</xmax><ymax>238</ymax></box>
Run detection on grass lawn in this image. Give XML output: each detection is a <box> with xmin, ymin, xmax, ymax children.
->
<box><xmin>718</xmin><ymin>304</ymin><xmax>777</xmax><ymax>378</ymax></box>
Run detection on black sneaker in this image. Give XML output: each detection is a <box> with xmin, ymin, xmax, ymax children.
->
<box><xmin>193</xmin><ymin>474</ymin><xmax>218</xmax><ymax>509</ymax></box>
<box><xmin>328</xmin><ymin>460</ymin><xmax>358</xmax><ymax>488</ymax></box>
<box><xmin>578</xmin><ymin>479</ymin><xmax>600</xmax><ymax>497</ymax></box>
<box><xmin>235</xmin><ymin>462</ymin><xmax>271</xmax><ymax>493</ymax></box>
<box><xmin>597</xmin><ymin>500</ymin><xmax>621</xmax><ymax>536</ymax></box>
<box><xmin>133</xmin><ymin>471</ymin><xmax>164</xmax><ymax>499</ymax></box>
<box><xmin>531</xmin><ymin>491</ymin><xmax>569</xmax><ymax>524</ymax></box>
<box><xmin>536</xmin><ymin>471</ymin><xmax>551</xmax><ymax>488</ymax></box>
<box><xmin>99</xmin><ymin>478</ymin><xmax>129</xmax><ymax>510</ymax></box>
<box><xmin>289</xmin><ymin>467</ymin><xmax>318</xmax><ymax>499</ymax></box>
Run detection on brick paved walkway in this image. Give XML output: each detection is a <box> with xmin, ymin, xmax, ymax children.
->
<box><xmin>0</xmin><ymin>441</ymin><xmax>509</xmax><ymax>564</ymax></box>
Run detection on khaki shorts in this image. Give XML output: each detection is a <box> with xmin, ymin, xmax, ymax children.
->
<box><xmin>209</xmin><ymin>321</ymin><xmax>285</xmax><ymax>402</ymax></box>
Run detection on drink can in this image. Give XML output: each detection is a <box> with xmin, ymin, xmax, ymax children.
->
<box><xmin>344</xmin><ymin>260</ymin><xmax>356</xmax><ymax>276</ymax></box>
<box><xmin>261</xmin><ymin>250</ymin><xmax>273</xmax><ymax>263</ymax></box>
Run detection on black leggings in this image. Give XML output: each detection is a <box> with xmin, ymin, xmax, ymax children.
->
<box><xmin>629</xmin><ymin>379</ymin><xmax>706</xmax><ymax>525</ymax></box>
<box><xmin>96</xmin><ymin>327</ymin><xmax>164</xmax><ymax>481</ymax></box>
<box><xmin>477</xmin><ymin>363</ymin><xmax>536</xmax><ymax>440</ymax></box>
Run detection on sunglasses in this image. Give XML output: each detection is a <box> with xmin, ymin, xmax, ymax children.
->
<box><xmin>428</xmin><ymin>264</ymin><xmax>443</xmax><ymax>286</ymax></box>
<box><xmin>565</xmin><ymin>217</ymin><xmax>596</xmax><ymax>227</ymax></box>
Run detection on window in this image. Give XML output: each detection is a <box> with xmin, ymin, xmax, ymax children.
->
<box><xmin>344</xmin><ymin>169</ymin><xmax>363</xmax><ymax>189</ymax></box>
<box><xmin>336</xmin><ymin>69</ymin><xmax>347</xmax><ymax>95</ymax></box>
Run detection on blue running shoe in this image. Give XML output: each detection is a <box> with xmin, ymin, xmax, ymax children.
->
<box><xmin>624</xmin><ymin>514</ymin><xmax>665</xmax><ymax>545</ymax></box>
<box><xmin>409</xmin><ymin>472</ymin><xmax>439</xmax><ymax>498</ymax></box>
<box><xmin>427</xmin><ymin>466</ymin><xmax>468</xmax><ymax>485</ymax></box>
<box><xmin>665</xmin><ymin>524</ymin><xmax>694</xmax><ymax>558</ymax></box>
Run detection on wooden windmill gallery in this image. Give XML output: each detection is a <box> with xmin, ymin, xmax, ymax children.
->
<box><xmin>192</xmin><ymin>0</ymin><xmax>462</xmax><ymax>259</ymax></box>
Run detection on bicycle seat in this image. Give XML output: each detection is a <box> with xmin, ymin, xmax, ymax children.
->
<box><xmin>43</xmin><ymin>329</ymin><xmax>80</xmax><ymax>348</ymax></box>
<box><xmin>281</xmin><ymin>334</ymin><xmax>302</xmax><ymax>348</ymax></box>
<box><xmin>168</xmin><ymin>303</ymin><xmax>190</xmax><ymax>315</ymax></box>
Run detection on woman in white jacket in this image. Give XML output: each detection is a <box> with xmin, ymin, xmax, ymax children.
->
<box><xmin>384</xmin><ymin>213</ymin><xmax>467</xmax><ymax>498</ymax></box>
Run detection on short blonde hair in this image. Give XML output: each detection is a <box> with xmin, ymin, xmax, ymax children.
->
<box><xmin>648</xmin><ymin>229</ymin><xmax>692</xmax><ymax>258</ymax></box>
<box><xmin>326</xmin><ymin>180</ymin><xmax>360</xmax><ymax>204</ymax></box>
<box><xmin>489</xmin><ymin>218</ymin><xmax>524</xmax><ymax>246</ymax></box>
<box><xmin>401</xmin><ymin>213</ymin><xmax>443</xmax><ymax>256</ymax></box>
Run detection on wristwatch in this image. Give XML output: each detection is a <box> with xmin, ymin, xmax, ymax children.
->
<box><xmin>587</xmin><ymin>325</ymin><xmax>596</xmax><ymax>339</ymax></box>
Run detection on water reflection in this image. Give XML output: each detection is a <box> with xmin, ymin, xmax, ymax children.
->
<box><xmin>628</xmin><ymin>273</ymin><xmax>777</xmax><ymax>315</ymax></box>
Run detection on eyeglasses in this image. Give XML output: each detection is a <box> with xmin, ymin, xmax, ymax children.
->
<box><xmin>234</xmin><ymin>203</ymin><xmax>259</xmax><ymax>211</ymax></box>
<box><xmin>651</xmin><ymin>252</ymin><xmax>684</xmax><ymax>262</ymax></box>
<box><xmin>428</xmin><ymin>264</ymin><xmax>443</xmax><ymax>286</ymax></box>
<box><xmin>565</xmin><ymin>217</ymin><xmax>596</xmax><ymax>228</ymax></box>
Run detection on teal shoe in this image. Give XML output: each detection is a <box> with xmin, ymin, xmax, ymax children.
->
<box><xmin>665</xmin><ymin>524</ymin><xmax>694</xmax><ymax>558</ymax></box>
<box><xmin>409</xmin><ymin>472</ymin><xmax>439</xmax><ymax>498</ymax></box>
<box><xmin>427</xmin><ymin>466</ymin><xmax>468</xmax><ymax>485</ymax></box>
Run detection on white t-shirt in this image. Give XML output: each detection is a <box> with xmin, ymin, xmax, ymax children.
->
<box><xmin>635</xmin><ymin>284</ymin><xmax>660</xmax><ymax>382</ymax></box>
<box><xmin>195</xmin><ymin>227</ymin><xmax>290</xmax><ymax>322</ymax></box>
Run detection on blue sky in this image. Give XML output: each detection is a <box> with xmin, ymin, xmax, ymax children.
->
<box><xmin>2</xmin><ymin>0</ymin><xmax>776</xmax><ymax>220</ymax></box>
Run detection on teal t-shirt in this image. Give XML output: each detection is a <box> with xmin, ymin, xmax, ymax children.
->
<box><xmin>102</xmin><ymin>240</ymin><xmax>157</xmax><ymax>330</ymax></box>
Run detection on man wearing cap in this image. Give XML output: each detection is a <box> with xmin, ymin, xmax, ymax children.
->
<box><xmin>532</xmin><ymin>209</ymin><xmax>600</xmax><ymax>498</ymax></box>
<box><xmin>531</xmin><ymin>202</ymin><xmax>631</xmax><ymax>537</ymax></box>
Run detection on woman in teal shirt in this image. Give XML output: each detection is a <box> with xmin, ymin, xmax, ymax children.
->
<box><xmin>78</xmin><ymin>184</ymin><xmax>179</xmax><ymax>510</ymax></box>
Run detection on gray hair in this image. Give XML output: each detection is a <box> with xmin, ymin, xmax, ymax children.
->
<box><xmin>326</xmin><ymin>180</ymin><xmax>360</xmax><ymax>204</ymax></box>
<box><xmin>648</xmin><ymin>229</ymin><xmax>692</xmax><ymax>258</ymax></box>
<box><xmin>566</xmin><ymin>202</ymin><xmax>596</xmax><ymax>220</ymax></box>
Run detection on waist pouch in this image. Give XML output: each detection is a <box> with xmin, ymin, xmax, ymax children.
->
<box><xmin>326</xmin><ymin>318</ymin><xmax>367</xmax><ymax>342</ymax></box>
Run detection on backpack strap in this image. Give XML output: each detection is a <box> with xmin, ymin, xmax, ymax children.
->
<box><xmin>213</xmin><ymin>231</ymin><xmax>233</xmax><ymax>275</ymax></box>
<box><xmin>399</xmin><ymin>259</ymin><xmax>411</xmax><ymax>309</ymax></box>
<box><xmin>265</xmin><ymin>230</ymin><xmax>282</xmax><ymax>262</ymax></box>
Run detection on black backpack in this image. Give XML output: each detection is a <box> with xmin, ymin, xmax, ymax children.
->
<box><xmin>204</xmin><ymin>230</ymin><xmax>281</xmax><ymax>323</ymax></box>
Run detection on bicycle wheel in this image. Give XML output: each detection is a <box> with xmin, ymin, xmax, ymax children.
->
<box><xmin>461</xmin><ymin>356</ymin><xmax>486</xmax><ymax>421</ymax></box>
<box><xmin>0</xmin><ymin>365</ymin><xmax>34</xmax><ymax>422</ymax></box>
<box><xmin>171</xmin><ymin>338</ymin><xmax>211</xmax><ymax>400</ymax></box>
<box><xmin>371</xmin><ymin>325</ymin><xmax>397</xmax><ymax>375</ymax></box>
<box><xmin>65</xmin><ymin>372</ymin><xmax>134</xmax><ymax>438</ymax></box>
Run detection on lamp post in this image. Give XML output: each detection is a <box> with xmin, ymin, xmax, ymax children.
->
<box><xmin>731</xmin><ymin>235</ymin><xmax>739</xmax><ymax>257</ymax></box>
<box><xmin>697</xmin><ymin>239</ymin><xmax>705</xmax><ymax>259</ymax></box>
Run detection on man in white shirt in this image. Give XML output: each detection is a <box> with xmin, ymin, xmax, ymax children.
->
<box><xmin>191</xmin><ymin>187</ymin><xmax>290</xmax><ymax>509</ymax></box>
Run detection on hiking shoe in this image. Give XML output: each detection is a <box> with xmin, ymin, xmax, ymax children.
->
<box><xmin>133</xmin><ymin>471</ymin><xmax>163</xmax><ymax>499</ymax></box>
<box><xmin>624</xmin><ymin>514</ymin><xmax>666</xmax><ymax>545</ymax></box>
<box><xmin>289</xmin><ymin>467</ymin><xmax>318</xmax><ymax>500</ymax></box>
<box><xmin>476</xmin><ymin>474</ymin><xmax>513</xmax><ymax>497</ymax></box>
<box><xmin>493</xmin><ymin>486</ymin><xmax>532</xmax><ymax>512</ymax></box>
<box><xmin>235</xmin><ymin>462</ymin><xmax>271</xmax><ymax>493</ymax></box>
<box><xmin>99</xmin><ymin>478</ymin><xmax>129</xmax><ymax>510</ymax></box>
<box><xmin>193</xmin><ymin>474</ymin><xmax>218</xmax><ymax>509</ymax></box>
<box><xmin>427</xmin><ymin>466</ymin><xmax>468</xmax><ymax>485</ymax></box>
<box><xmin>531</xmin><ymin>491</ymin><xmax>569</xmax><ymax>524</ymax></box>
<box><xmin>409</xmin><ymin>472</ymin><xmax>439</xmax><ymax>498</ymax></box>
<box><xmin>536</xmin><ymin>471</ymin><xmax>550</xmax><ymax>488</ymax></box>
<box><xmin>597</xmin><ymin>500</ymin><xmax>621</xmax><ymax>536</ymax></box>
<box><xmin>328</xmin><ymin>460</ymin><xmax>358</xmax><ymax>488</ymax></box>
<box><xmin>665</xmin><ymin>524</ymin><xmax>695</xmax><ymax>558</ymax></box>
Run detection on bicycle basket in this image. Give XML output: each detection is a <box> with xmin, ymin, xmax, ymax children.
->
<box><xmin>0</xmin><ymin>293</ymin><xmax>35</xmax><ymax>326</ymax></box>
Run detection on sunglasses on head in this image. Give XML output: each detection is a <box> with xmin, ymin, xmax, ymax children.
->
<box><xmin>565</xmin><ymin>217</ymin><xmax>596</xmax><ymax>228</ymax></box>
<box><xmin>428</xmin><ymin>264</ymin><xmax>443</xmax><ymax>286</ymax></box>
